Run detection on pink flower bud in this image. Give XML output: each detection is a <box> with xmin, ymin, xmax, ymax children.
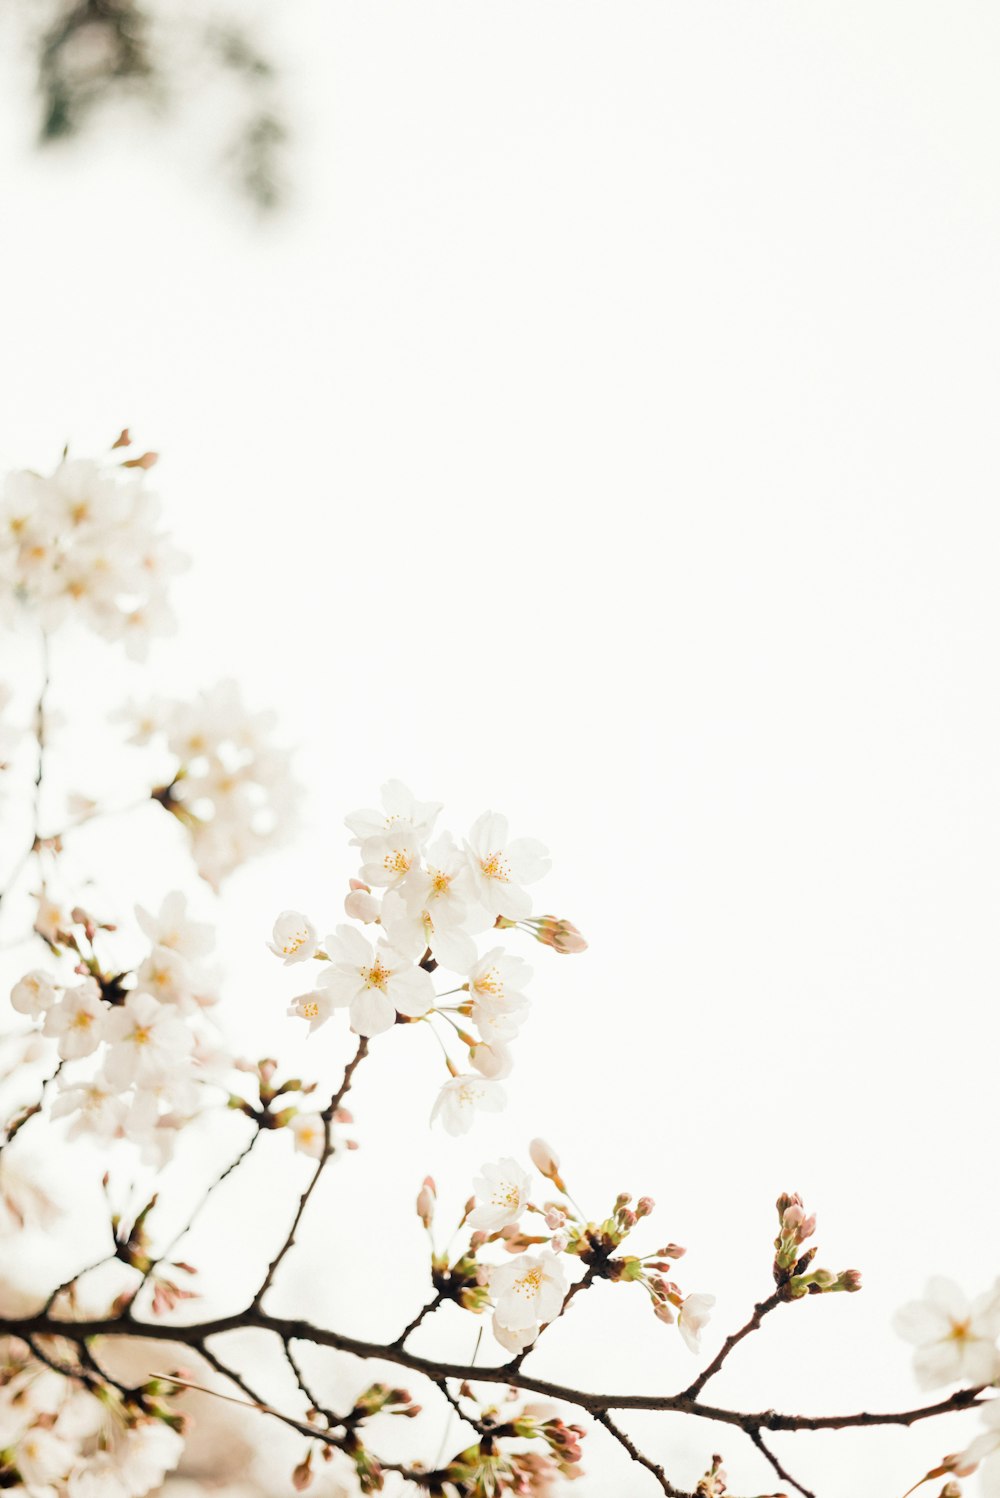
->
<box><xmin>653</xmin><ymin>1301</ymin><xmax>675</xmax><ymax>1325</ymax></box>
<box><xmin>636</xmin><ymin>1196</ymin><xmax>655</xmax><ymax>1218</ymax></box>
<box><xmin>345</xmin><ymin>885</ymin><xmax>380</xmax><ymax>922</ymax></box>
<box><xmin>531</xmin><ymin>916</ymin><xmax>588</xmax><ymax>954</ymax></box>
<box><xmin>551</xmin><ymin>1231</ymin><xmax>568</xmax><ymax>1253</ymax></box>
<box><xmin>416</xmin><ymin>1177</ymin><xmax>436</xmax><ymax>1228</ymax></box>
<box><xmin>530</xmin><ymin>1138</ymin><xmax>560</xmax><ymax>1179</ymax></box>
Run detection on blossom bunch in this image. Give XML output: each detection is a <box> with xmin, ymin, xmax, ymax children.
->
<box><xmin>275</xmin><ymin>779</ymin><xmax>585</xmax><ymax>1132</ymax></box>
<box><xmin>0</xmin><ymin>1352</ymin><xmax>184</xmax><ymax>1498</ymax></box>
<box><xmin>9</xmin><ymin>895</ymin><xmax>224</xmax><ymax>1167</ymax></box>
<box><xmin>121</xmin><ymin>681</ymin><xmax>300</xmax><ymax>888</ymax></box>
<box><xmin>0</xmin><ymin>435</ymin><xmax>186</xmax><ymax>658</ymax></box>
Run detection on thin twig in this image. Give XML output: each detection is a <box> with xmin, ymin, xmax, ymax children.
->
<box><xmin>252</xmin><ymin>1036</ymin><xmax>368</xmax><ymax>1308</ymax></box>
<box><xmin>748</xmin><ymin>1427</ymin><xmax>817</xmax><ymax>1498</ymax></box>
<box><xmin>592</xmin><ymin>1408</ymin><xmax>688</xmax><ymax>1497</ymax></box>
<box><xmin>682</xmin><ymin>1290</ymin><xmax>784</xmax><ymax>1398</ymax></box>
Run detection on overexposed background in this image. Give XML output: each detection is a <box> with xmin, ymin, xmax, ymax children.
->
<box><xmin>1</xmin><ymin>4</ymin><xmax>999</xmax><ymax>1493</ymax></box>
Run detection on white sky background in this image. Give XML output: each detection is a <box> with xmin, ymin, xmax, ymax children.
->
<box><xmin>1</xmin><ymin>3</ymin><xmax>999</xmax><ymax>1494</ymax></box>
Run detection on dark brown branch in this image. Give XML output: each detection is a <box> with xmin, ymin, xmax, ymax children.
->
<box><xmin>592</xmin><ymin>1408</ymin><xmax>689</xmax><ymax>1496</ymax></box>
<box><xmin>0</xmin><ymin>1308</ymin><xmax>984</xmax><ymax>1436</ymax></box>
<box><xmin>394</xmin><ymin>1290</ymin><xmax>445</xmax><ymax>1349</ymax></box>
<box><xmin>748</xmin><ymin>1427</ymin><xmax>817</xmax><ymax>1498</ymax></box>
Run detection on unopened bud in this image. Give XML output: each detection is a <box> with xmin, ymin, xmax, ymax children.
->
<box><xmin>529</xmin><ymin>1138</ymin><xmax>566</xmax><ymax>1192</ymax></box>
<box><xmin>635</xmin><ymin>1196</ymin><xmax>655</xmax><ymax>1218</ymax></box>
<box><xmin>416</xmin><ymin>1177</ymin><xmax>436</xmax><ymax>1228</ymax></box>
<box><xmin>531</xmin><ymin>916</ymin><xmax>588</xmax><ymax>954</ymax></box>
<box><xmin>345</xmin><ymin>884</ymin><xmax>380</xmax><ymax>922</ymax></box>
<box><xmin>292</xmin><ymin>1452</ymin><xmax>313</xmax><ymax>1491</ymax></box>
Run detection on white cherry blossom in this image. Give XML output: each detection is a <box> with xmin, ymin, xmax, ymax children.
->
<box><xmin>490</xmin><ymin>1250</ymin><xmax>568</xmax><ymax>1351</ymax></box>
<box><xmin>893</xmin><ymin>1277</ymin><xmax>1000</xmax><ymax>1389</ymax></box>
<box><xmin>430</xmin><ymin>1075</ymin><xmax>506</xmax><ymax>1135</ymax></box>
<box><xmin>51</xmin><ymin>1077</ymin><xmax>125</xmax><ymax>1142</ymax></box>
<box><xmin>345</xmin><ymin>779</ymin><xmax>442</xmax><ymax>848</ymax></box>
<box><xmin>267</xmin><ymin>909</ymin><xmax>318</xmax><ymax>965</ymax></box>
<box><xmin>135</xmin><ymin>891</ymin><xmax>213</xmax><ymax>960</ymax></box>
<box><xmin>103</xmin><ymin>991</ymin><xmax>194</xmax><ymax>1088</ymax></box>
<box><xmin>42</xmin><ymin>979</ymin><xmax>106</xmax><ymax>1061</ymax></box>
<box><xmin>466</xmin><ymin>949</ymin><xmax>532</xmax><ymax>1043</ymax></box>
<box><xmin>961</xmin><ymin>1398</ymin><xmax>1000</xmax><ymax>1497</ymax></box>
<box><xmin>287</xmin><ymin>989</ymin><xmax>335</xmax><ymax>1033</ymax></box>
<box><xmin>10</xmin><ymin>969</ymin><xmax>60</xmax><ymax>1019</ymax></box>
<box><xmin>320</xmin><ymin>926</ymin><xmax>434</xmax><ymax>1036</ymax></box>
<box><xmin>677</xmin><ymin>1292</ymin><xmax>716</xmax><ymax>1353</ymax></box>
<box><xmin>290</xmin><ymin>1113</ymin><xmax>326</xmax><ymax>1159</ymax></box>
<box><xmin>469</xmin><ymin>1158</ymin><xmax>532</xmax><ymax>1231</ymax></box>
<box><xmin>465</xmin><ymin>811</ymin><xmax>550</xmax><ymax>919</ymax></box>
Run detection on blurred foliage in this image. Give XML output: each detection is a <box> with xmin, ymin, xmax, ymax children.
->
<box><xmin>28</xmin><ymin>0</ymin><xmax>289</xmax><ymax>210</ymax></box>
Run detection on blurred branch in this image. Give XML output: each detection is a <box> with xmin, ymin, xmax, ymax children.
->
<box><xmin>28</xmin><ymin>0</ymin><xmax>289</xmax><ymax>210</ymax></box>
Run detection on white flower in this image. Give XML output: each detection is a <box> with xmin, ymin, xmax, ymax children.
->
<box><xmin>345</xmin><ymin>779</ymin><xmax>442</xmax><ymax>847</ymax></box>
<box><xmin>358</xmin><ymin>828</ymin><xmax>423</xmax><ymax>890</ymax></box>
<box><xmin>103</xmin><ymin>992</ymin><xmax>194</xmax><ymax>1088</ymax></box>
<box><xmin>468</xmin><ymin>1039</ymin><xmax>514</xmax><ymax>1078</ymax></box>
<box><xmin>962</xmin><ymin>1398</ymin><xmax>1000</xmax><ymax>1497</ymax></box>
<box><xmin>51</xmin><ymin>1076</ymin><xmax>125</xmax><ymax>1142</ymax></box>
<box><xmin>430</xmin><ymin>1075</ymin><xmax>506</xmax><ymax>1135</ymax></box>
<box><xmin>469</xmin><ymin>1158</ymin><xmax>532</xmax><ymax>1231</ymax></box>
<box><xmin>893</xmin><ymin>1277</ymin><xmax>1000</xmax><ymax>1389</ymax></box>
<box><xmin>290</xmin><ymin>1113</ymin><xmax>326</xmax><ymax>1159</ymax></box>
<box><xmin>116</xmin><ymin>1420</ymin><xmax>185</xmax><ymax>1495</ymax></box>
<box><xmin>490</xmin><ymin>1250</ymin><xmax>568</xmax><ymax>1349</ymax></box>
<box><xmin>135</xmin><ymin>891</ymin><xmax>213</xmax><ymax>961</ymax></box>
<box><xmin>403</xmin><ymin>834</ymin><xmax>481</xmax><ymax>927</ymax></box>
<box><xmin>465</xmin><ymin>811</ymin><xmax>550</xmax><ymax>919</ymax></box>
<box><xmin>0</xmin><ymin>453</ymin><xmax>185</xmax><ymax>658</ymax></box>
<box><xmin>14</xmin><ymin>1424</ymin><xmax>75</xmax><ymax>1489</ymax></box>
<box><xmin>42</xmin><ymin>979</ymin><xmax>105</xmax><ymax>1060</ymax></box>
<box><xmin>287</xmin><ymin>989</ymin><xmax>335</xmax><ymax>1033</ymax></box>
<box><xmin>10</xmin><ymin>969</ymin><xmax>60</xmax><ymax>1019</ymax></box>
<box><xmin>466</xmin><ymin>948</ymin><xmax>532</xmax><ymax>1042</ymax></box>
<box><xmin>136</xmin><ymin>946</ymin><xmax>193</xmax><ymax>1008</ymax></box>
<box><xmin>125</xmin><ymin>681</ymin><xmax>299</xmax><ymax>888</ymax></box>
<box><xmin>491</xmin><ymin>1317</ymin><xmax>537</xmax><ymax>1357</ymax></box>
<box><xmin>678</xmin><ymin>1293</ymin><xmax>716</xmax><ymax>1353</ymax></box>
<box><xmin>379</xmin><ymin>888</ymin><xmax>478</xmax><ymax>972</ymax></box>
<box><xmin>319</xmin><ymin>926</ymin><xmax>434</xmax><ymax>1036</ymax></box>
<box><xmin>267</xmin><ymin>909</ymin><xmax>317</xmax><ymax>964</ymax></box>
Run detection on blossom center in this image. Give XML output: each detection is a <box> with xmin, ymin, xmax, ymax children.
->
<box><xmin>362</xmin><ymin>959</ymin><xmax>391</xmax><ymax>992</ymax></box>
<box><xmin>513</xmin><ymin>1266</ymin><xmax>543</xmax><ymax>1298</ymax></box>
<box><xmin>480</xmin><ymin>852</ymin><xmax>510</xmax><ymax>884</ymax></box>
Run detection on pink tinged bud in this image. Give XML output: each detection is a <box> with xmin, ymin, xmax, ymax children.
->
<box><xmin>345</xmin><ymin>888</ymin><xmax>380</xmax><ymax>922</ymax></box>
<box><xmin>533</xmin><ymin>916</ymin><xmax>588</xmax><ymax>954</ymax></box>
<box><xmin>653</xmin><ymin>1301</ymin><xmax>675</xmax><ymax>1324</ymax></box>
<box><xmin>544</xmin><ymin>1207</ymin><xmax>567</xmax><ymax>1230</ymax></box>
<box><xmin>636</xmin><ymin>1196</ymin><xmax>655</xmax><ymax>1218</ymax></box>
<box><xmin>550</xmin><ymin>1231</ymin><xmax>568</xmax><ymax>1253</ymax></box>
<box><xmin>530</xmin><ymin>1138</ymin><xmax>561</xmax><ymax>1182</ymax></box>
<box><xmin>416</xmin><ymin>1182</ymin><xmax>435</xmax><ymax>1228</ymax></box>
<box><xmin>292</xmin><ymin>1452</ymin><xmax>314</xmax><ymax>1490</ymax></box>
<box><xmin>659</xmin><ymin>1243</ymin><xmax>686</xmax><ymax>1259</ymax></box>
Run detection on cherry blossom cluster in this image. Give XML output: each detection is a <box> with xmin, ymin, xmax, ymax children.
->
<box><xmin>0</xmin><ymin>1349</ymin><xmax>185</xmax><ymax>1497</ymax></box>
<box><xmin>120</xmin><ymin>681</ymin><xmax>300</xmax><ymax>888</ymax></box>
<box><xmin>8</xmin><ymin>895</ymin><xmax>226</xmax><ymax>1166</ymax></box>
<box><xmin>415</xmin><ymin>1139</ymin><xmax>715</xmax><ymax>1363</ymax></box>
<box><xmin>0</xmin><ymin>434</ymin><xmax>186</xmax><ymax>659</ymax></box>
<box><xmin>273</xmin><ymin>780</ymin><xmax>586</xmax><ymax>1133</ymax></box>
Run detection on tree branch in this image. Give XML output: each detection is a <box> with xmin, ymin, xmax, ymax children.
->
<box><xmin>252</xmin><ymin>1035</ymin><xmax>368</xmax><ymax>1308</ymax></box>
